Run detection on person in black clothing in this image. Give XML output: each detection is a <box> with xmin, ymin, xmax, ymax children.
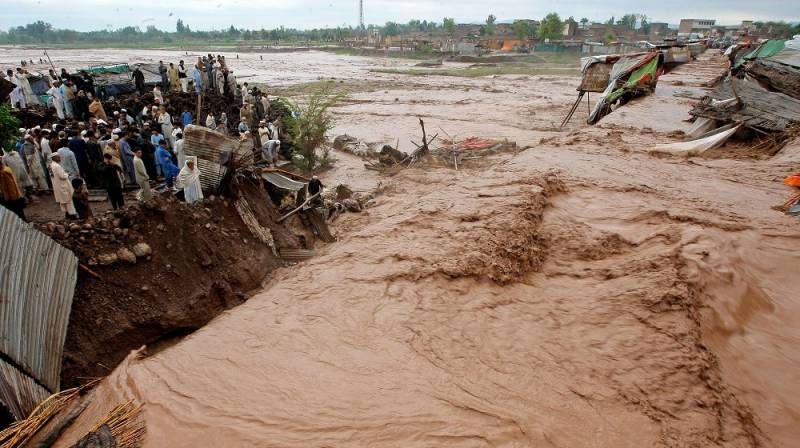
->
<box><xmin>308</xmin><ymin>175</ymin><xmax>324</xmax><ymax>207</ymax></box>
<box><xmin>101</xmin><ymin>154</ymin><xmax>125</xmax><ymax>210</ymax></box>
<box><xmin>71</xmin><ymin>178</ymin><xmax>93</xmax><ymax>219</ymax></box>
<box><xmin>134</xmin><ymin>128</ymin><xmax>157</xmax><ymax>178</ymax></box>
<box><xmin>132</xmin><ymin>65</ymin><xmax>146</xmax><ymax>95</ymax></box>
<box><xmin>85</xmin><ymin>131</ymin><xmax>103</xmax><ymax>187</ymax></box>
<box><xmin>73</xmin><ymin>90</ymin><xmax>90</xmax><ymax>122</ymax></box>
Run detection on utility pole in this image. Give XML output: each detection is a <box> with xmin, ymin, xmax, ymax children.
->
<box><xmin>359</xmin><ymin>0</ymin><xmax>364</xmax><ymax>30</ymax></box>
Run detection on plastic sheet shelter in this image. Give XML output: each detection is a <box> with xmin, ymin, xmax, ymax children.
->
<box><xmin>588</xmin><ymin>52</ymin><xmax>664</xmax><ymax>124</ymax></box>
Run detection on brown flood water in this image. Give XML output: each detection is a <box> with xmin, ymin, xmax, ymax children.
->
<box><xmin>10</xmin><ymin>48</ymin><xmax>797</xmax><ymax>446</ymax></box>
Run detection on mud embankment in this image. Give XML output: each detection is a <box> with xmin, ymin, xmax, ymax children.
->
<box><xmin>42</xmin><ymin>178</ymin><xmax>300</xmax><ymax>388</ymax></box>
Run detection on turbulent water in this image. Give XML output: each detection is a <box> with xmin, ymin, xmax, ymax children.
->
<box><xmin>8</xmin><ymin>48</ymin><xmax>798</xmax><ymax>446</ymax></box>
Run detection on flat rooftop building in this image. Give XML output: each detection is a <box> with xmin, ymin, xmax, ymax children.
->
<box><xmin>679</xmin><ymin>19</ymin><xmax>716</xmax><ymax>35</ymax></box>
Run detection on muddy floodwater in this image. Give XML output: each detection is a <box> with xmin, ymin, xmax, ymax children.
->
<box><xmin>7</xmin><ymin>48</ymin><xmax>799</xmax><ymax>446</ymax></box>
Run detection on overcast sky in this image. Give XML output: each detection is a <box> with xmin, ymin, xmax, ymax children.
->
<box><xmin>1</xmin><ymin>0</ymin><xmax>797</xmax><ymax>32</ymax></box>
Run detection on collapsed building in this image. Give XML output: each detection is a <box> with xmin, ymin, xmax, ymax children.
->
<box><xmin>666</xmin><ymin>38</ymin><xmax>800</xmax><ymax>156</ymax></box>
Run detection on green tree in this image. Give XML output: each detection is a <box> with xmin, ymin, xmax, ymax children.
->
<box><xmin>176</xmin><ymin>19</ymin><xmax>185</xmax><ymax>34</ymax></box>
<box><xmin>486</xmin><ymin>14</ymin><xmax>497</xmax><ymax>35</ymax></box>
<box><xmin>443</xmin><ymin>17</ymin><xmax>456</xmax><ymax>37</ymax></box>
<box><xmin>604</xmin><ymin>31</ymin><xmax>617</xmax><ymax>44</ymax></box>
<box><xmin>512</xmin><ymin>20</ymin><xmax>531</xmax><ymax>41</ymax></box>
<box><xmin>619</xmin><ymin>14</ymin><xmax>637</xmax><ymax>30</ymax></box>
<box><xmin>383</xmin><ymin>22</ymin><xmax>401</xmax><ymax>36</ymax></box>
<box><xmin>24</xmin><ymin>20</ymin><xmax>52</xmax><ymax>43</ymax></box>
<box><xmin>580</xmin><ymin>18</ymin><xmax>589</xmax><ymax>30</ymax></box>
<box><xmin>286</xmin><ymin>86</ymin><xmax>343</xmax><ymax>172</ymax></box>
<box><xmin>605</xmin><ymin>16</ymin><xmax>615</xmax><ymax>26</ymax></box>
<box><xmin>538</xmin><ymin>12</ymin><xmax>564</xmax><ymax>40</ymax></box>
<box><xmin>0</xmin><ymin>105</ymin><xmax>21</xmax><ymax>152</ymax></box>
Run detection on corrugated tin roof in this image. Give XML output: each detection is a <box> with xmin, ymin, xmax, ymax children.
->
<box><xmin>0</xmin><ymin>207</ymin><xmax>77</xmax><ymax>418</ymax></box>
<box><xmin>262</xmin><ymin>172</ymin><xmax>306</xmax><ymax>191</ymax></box>
<box><xmin>183</xmin><ymin>125</ymin><xmax>252</xmax><ymax>191</ymax></box>
<box><xmin>0</xmin><ymin>360</ymin><xmax>50</xmax><ymax>420</ymax></box>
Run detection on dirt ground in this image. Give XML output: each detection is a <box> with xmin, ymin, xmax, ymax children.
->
<box><xmin>5</xmin><ymin>48</ymin><xmax>800</xmax><ymax>447</ymax></box>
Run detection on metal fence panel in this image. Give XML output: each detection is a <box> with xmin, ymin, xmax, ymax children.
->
<box><xmin>0</xmin><ymin>207</ymin><xmax>77</xmax><ymax>402</ymax></box>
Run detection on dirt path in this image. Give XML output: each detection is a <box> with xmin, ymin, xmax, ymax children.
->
<box><xmin>27</xmin><ymin>49</ymin><xmax>800</xmax><ymax>447</ymax></box>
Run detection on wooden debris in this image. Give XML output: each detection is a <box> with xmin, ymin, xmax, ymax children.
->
<box><xmin>0</xmin><ymin>387</ymin><xmax>82</xmax><ymax>448</ymax></box>
<box><xmin>78</xmin><ymin>400</ymin><xmax>145</xmax><ymax>448</ymax></box>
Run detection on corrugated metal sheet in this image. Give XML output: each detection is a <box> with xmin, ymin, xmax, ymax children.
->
<box><xmin>0</xmin><ymin>360</ymin><xmax>50</xmax><ymax>420</ymax></box>
<box><xmin>262</xmin><ymin>172</ymin><xmax>305</xmax><ymax>191</ymax></box>
<box><xmin>0</xmin><ymin>206</ymin><xmax>77</xmax><ymax>417</ymax></box>
<box><xmin>183</xmin><ymin>125</ymin><xmax>251</xmax><ymax>191</ymax></box>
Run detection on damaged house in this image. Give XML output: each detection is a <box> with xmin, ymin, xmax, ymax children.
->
<box><xmin>675</xmin><ymin>38</ymin><xmax>800</xmax><ymax>156</ymax></box>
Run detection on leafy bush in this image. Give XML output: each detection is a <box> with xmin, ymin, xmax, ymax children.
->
<box><xmin>0</xmin><ymin>104</ymin><xmax>21</xmax><ymax>152</ymax></box>
<box><xmin>285</xmin><ymin>87</ymin><xmax>343</xmax><ymax>172</ymax></box>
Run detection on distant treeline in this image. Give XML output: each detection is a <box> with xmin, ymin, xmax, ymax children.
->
<box><xmin>2</xmin><ymin>18</ymin><xmax>798</xmax><ymax>46</ymax></box>
<box><xmin>0</xmin><ymin>20</ymin><xmax>394</xmax><ymax>45</ymax></box>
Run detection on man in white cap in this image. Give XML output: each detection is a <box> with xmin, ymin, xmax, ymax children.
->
<box><xmin>49</xmin><ymin>153</ymin><xmax>77</xmax><ymax>219</ymax></box>
<box><xmin>47</xmin><ymin>81</ymin><xmax>65</xmax><ymax>119</ymax></box>
<box><xmin>257</xmin><ymin>120</ymin><xmax>270</xmax><ymax>144</ymax></box>
<box><xmin>262</xmin><ymin>139</ymin><xmax>280</xmax><ymax>167</ymax></box>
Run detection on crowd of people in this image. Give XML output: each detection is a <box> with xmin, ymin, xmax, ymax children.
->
<box><xmin>0</xmin><ymin>54</ymin><xmax>291</xmax><ymax>222</ymax></box>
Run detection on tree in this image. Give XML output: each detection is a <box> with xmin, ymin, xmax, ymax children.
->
<box><xmin>604</xmin><ymin>32</ymin><xmax>617</xmax><ymax>44</ymax></box>
<box><xmin>538</xmin><ymin>12</ymin><xmax>564</xmax><ymax>41</ymax></box>
<box><xmin>486</xmin><ymin>14</ymin><xmax>497</xmax><ymax>35</ymax></box>
<box><xmin>443</xmin><ymin>17</ymin><xmax>456</xmax><ymax>37</ymax></box>
<box><xmin>580</xmin><ymin>18</ymin><xmax>589</xmax><ymax>30</ymax></box>
<box><xmin>512</xmin><ymin>20</ymin><xmax>531</xmax><ymax>41</ymax></box>
<box><xmin>24</xmin><ymin>20</ymin><xmax>52</xmax><ymax>43</ymax></box>
<box><xmin>176</xmin><ymin>19</ymin><xmax>185</xmax><ymax>34</ymax></box>
<box><xmin>285</xmin><ymin>86</ymin><xmax>343</xmax><ymax>172</ymax></box>
<box><xmin>605</xmin><ymin>16</ymin><xmax>615</xmax><ymax>26</ymax></box>
<box><xmin>620</xmin><ymin>14</ymin><xmax>638</xmax><ymax>30</ymax></box>
<box><xmin>383</xmin><ymin>21</ymin><xmax>400</xmax><ymax>36</ymax></box>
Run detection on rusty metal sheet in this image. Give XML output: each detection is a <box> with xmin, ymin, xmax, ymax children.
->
<box><xmin>183</xmin><ymin>124</ymin><xmax>252</xmax><ymax>191</ymax></box>
<box><xmin>0</xmin><ymin>360</ymin><xmax>50</xmax><ymax>420</ymax></box>
<box><xmin>0</xmin><ymin>206</ymin><xmax>77</xmax><ymax>407</ymax></box>
<box><xmin>579</xmin><ymin>61</ymin><xmax>613</xmax><ymax>92</ymax></box>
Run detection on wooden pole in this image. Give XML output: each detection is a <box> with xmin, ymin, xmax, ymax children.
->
<box><xmin>195</xmin><ymin>93</ymin><xmax>202</xmax><ymax>125</ymax></box>
<box><xmin>43</xmin><ymin>49</ymin><xmax>57</xmax><ymax>73</ymax></box>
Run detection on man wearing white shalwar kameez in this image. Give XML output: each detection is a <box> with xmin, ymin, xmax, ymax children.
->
<box><xmin>15</xmin><ymin>69</ymin><xmax>40</xmax><ymax>106</ymax></box>
<box><xmin>47</xmin><ymin>83</ymin><xmax>65</xmax><ymax>120</ymax></box>
<box><xmin>49</xmin><ymin>154</ymin><xmax>77</xmax><ymax>218</ymax></box>
<box><xmin>158</xmin><ymin>106</ymin><xmax>175</xmax><ymax>148</ymax></box>
<box><xmin>6</xmin><ymin>70</ymin><xmax>26</xmax><ymax>109</ymax></box>
<box><xmin>176</xmin><ymin>157</ymin><xmax>203</xmax><ymax>204</ymax></box>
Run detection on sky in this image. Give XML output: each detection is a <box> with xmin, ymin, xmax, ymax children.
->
<box><xmin>1</xmin><ymin>0</ymin><xmax>798</xmax><ymax>32</ymax></box>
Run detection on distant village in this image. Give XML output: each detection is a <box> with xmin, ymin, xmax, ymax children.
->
<box><xmin>356</xmin><ymin>16</ymin><xmax>798</xmax><ymax>56</ymax></box>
